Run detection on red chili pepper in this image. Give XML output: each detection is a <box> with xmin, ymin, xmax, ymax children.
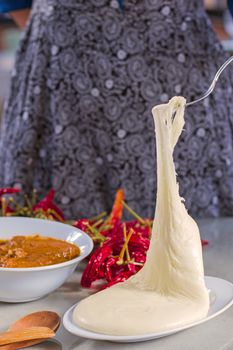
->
<box><xmin>0</xmin><ymin>188</ymin><xmax>20</xmax><ymax>197</ymax></box>
<box><xmin>111</xmin><ymin>264</ymin><xmax>126</xmax><ymax>279</ymax></box>
<box><xmin>105</xmin><ymin>256</ymin><xmax>119</xmax><ymax>282</ymax></box>
<box><xmin>102</xmin><ymin>271</ymin><xmax>133</xmax><ymax>289</ymax></box>
<box><xmin>4</xmin><ymin>206</ymin><xmax>14</xmax><ymax>215</ymax></box>
<box><xmin>130</xmin><ymin>251</ymin><xmax>146</xmax><ymax>263</ymax></box>
<box><xmin>109</xmin><ymin>189</ymin><xmax>124</xmax><ymax>225</ymax></box>
<box><xmin>73</xmin><ymin>219</ymin><xmax>90</xmax><ymax>232</ymax></box>
<box><xmin>127</xmin><ymin>263</ymin><xmax>136</xmax><ymax>274</ymax></box>
<box><xmin>129</xmin><ymin>234</ymin><xmax>150</xmax><ymax>251</ymax></box>
<box><xmin>103</xmin><ymin>235</ymin><xmax>123</xmax><ymax>251</ymax></box>
<box><xmin>33</xmin><ymin>189</ymin><xmax>64</xmax><ymax>220</ymax></box>
<box><xmin>81</xmin><ymin>245</ymin><xmax>113</xmax><ymax>288</ymax></box>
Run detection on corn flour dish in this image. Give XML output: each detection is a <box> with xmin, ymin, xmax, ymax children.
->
<box><xmin>73</xmin><ymin>97</ymin><xmax>209</xmax><ymax>336</ymax></box>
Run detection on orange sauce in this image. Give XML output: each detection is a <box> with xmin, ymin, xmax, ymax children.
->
<box><xmin>0</xmin><ymin>235</ymin><xmax>80</xmax><ymax>268</ymax></box>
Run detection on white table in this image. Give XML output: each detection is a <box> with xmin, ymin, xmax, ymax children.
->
<box><xmin>1</xmin><ymin>218</ymin><xmax>233</xmax><ymax>350</ymax></box>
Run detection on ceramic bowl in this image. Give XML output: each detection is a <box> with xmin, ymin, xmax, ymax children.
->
<box><xmin>0</xmin><ymin>217</ymin><xmax>93</xmax><ymax>302</ymax></box>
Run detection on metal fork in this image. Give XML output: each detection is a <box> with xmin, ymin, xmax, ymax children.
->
<box><xmin>186</xmin><ymin>55</ymin><xmax>233</xmax><ymax>107</ymax></box>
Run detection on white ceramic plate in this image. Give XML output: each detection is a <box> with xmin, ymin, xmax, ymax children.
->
<box><xmin>63</xmin><ymin>276</ymin><xmax>233</xmax><ymax>343</ymax></box>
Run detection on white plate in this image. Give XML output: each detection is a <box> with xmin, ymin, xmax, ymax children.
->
<box><xmin>63</xmin><ymin>276</ymin><xmax>233</xmax><ymax>343</ymax></box>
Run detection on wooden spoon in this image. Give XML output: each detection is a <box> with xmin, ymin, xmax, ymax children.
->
<box><xmin>0</xmin><ymin>311</ymin><xmax>60</xmax><ymax>350</ymax></box>
<box><xmin>0</xmin><ymin>327</ymin><xmax>54</xmax><ymax>346</ymax></box>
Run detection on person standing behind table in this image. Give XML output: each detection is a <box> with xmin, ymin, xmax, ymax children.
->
<box><xmin>0</xmin><ymin>0</ymin><xmax>233</xmax><ymax>220</ymax></box>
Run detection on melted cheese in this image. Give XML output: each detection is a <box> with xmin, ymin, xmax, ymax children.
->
<box><xmin>73</xmin><ymin>97</ymin><xmax>209</xmax><ymax>335</ymax></box>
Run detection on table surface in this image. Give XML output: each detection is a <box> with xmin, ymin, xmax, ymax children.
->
<box><xmin>1</xmin><ymin>218</ymin><xmax>233</xmax><ymax>350</ymax></box>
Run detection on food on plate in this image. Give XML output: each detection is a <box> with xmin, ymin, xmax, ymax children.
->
<box><xmin>73</xmin><ymin>97</ymin><xmax>209</xmax><ymax>335</ymax></box>
<box><xmin>77</xmin><ymin>190</ymin><xmax>208</xmax><ymax>290</ymax></box>
<box><xmin>0</xmin><ymin>235</ymin><xmax>80</xmax><ymax>268</ymax></box>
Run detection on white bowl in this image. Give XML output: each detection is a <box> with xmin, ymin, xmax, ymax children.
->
<box><xmin>0</xmin><ymin>217</ymin><xmax>93</xmax><ymax>303</ymax></box>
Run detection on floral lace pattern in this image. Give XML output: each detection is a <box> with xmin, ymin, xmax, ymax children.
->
<box><xmin>1</xmin><ymin>0</ymin><xmax>233</xmax><ymax>219</ymax></box>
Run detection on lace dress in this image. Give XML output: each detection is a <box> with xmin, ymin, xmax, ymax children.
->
<box><xmin>0</xmin><ymin>0</ymin><xmax>233</xmax><ymax>219</ymax></box>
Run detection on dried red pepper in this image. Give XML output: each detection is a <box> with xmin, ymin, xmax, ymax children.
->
<box><xmin>102</xmin><ymin>271</ymin><xmax>133</xmax><ymax>289</ymax></box>
<box><xmin>33</xmin><ymin>189</ymin><xmax>64</xmax><ymax>221</ymax></box>
<box><xmin>105</xmin><ymin>256</ymin><xmax>120</xmax><ymax>282</ymax></box>
<box><xmin>81</xmin><ymin>245</ymin><xmax>113</xmax><ymax>288</ymax></box>
<box><xmin>73</xmin><ymin>219</ymin><xmax>90</xmax><ymax>232</ymax></box>
<box><xmin>108</xmin><ymin>189</ymin><xmax>124</xmax><ymax>225</ymax></box>
<box><xmin>0</xmin><ymin>188</ymin><xmax>20</xmax><ymax>197</ymax></box>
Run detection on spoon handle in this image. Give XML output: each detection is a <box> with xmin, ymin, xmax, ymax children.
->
<box><xmin>0</xmin><ymin>327</ymin><xmax>54</xmax><ymax>346</ymax></box>
<box><xmin>0</xmin><ymin>339</ymin><xmax>46</xmax><ymax>350</ymax></box>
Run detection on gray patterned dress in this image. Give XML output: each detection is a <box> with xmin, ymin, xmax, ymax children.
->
<box><xmin>0</xmin><ymin>0</ymin><xmax>233</xmax><ymax>219</ymax></box>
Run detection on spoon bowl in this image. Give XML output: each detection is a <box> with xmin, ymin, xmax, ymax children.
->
<box><xmin>9</xmin><ymin>311</ymin><xmax>60</xmax><ymax>332</ymax></box>
<box><xmin>0</xmin><ymin>311</ymin><xmax>60</xmax><ymax>350</ymax></box>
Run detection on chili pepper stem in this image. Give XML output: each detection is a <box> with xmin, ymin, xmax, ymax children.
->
<box><xmin>118</xmin><ymin>228</ymin><xmax>134</xmax><ymax>264</ymax></box>
<box><xmin>87</xmin><ymin>224</ymin><xmax>106</xmax><ymax>243</ymax></box>
<box><xmin>97</xmin><ymin>224</ymin><xmax>112</xmax><ymax>232</ymax></box>
<box><xmin>129</xmin><ymin>260</ymin><xmax>144</xmax><ymax>266</ymax></box>
<box><xmin>47</xmin><ymin>208</ymin><xmax>65</xmax><ymax>222</ymax></box>
<box><xmin>122</xmin><ymin>201</ymin><xmax>145</xmax><ymax>225</ymax></box>
<box><xmin>123</xmin><ymin>223</ymin><xmax>131</xmax><ymax>261</ymax></box>
<box><xmin>8</xmin><ymin>197</ymin><xmax>22</xmax><ymax>211</ymax></box>
<box><xmin>92</xmin><ymin>219</ymin><xmax>104</xmax><ymax>228</ymax></box>
<box><xmin>31</xmin><ymin>189</ymin><xmax>38</xmax><ymax>207</ymax></box>
<box><xmin>24</xmin><ymin>194</ymin><xmax>33</xmax><ymax>213</ymax></box>
<box><xmin>1</xmin><ymin>197</ymin><xmax>6</xmax><ymax>216</ymax></box>
<box><xmin>88</xmin><ymin>211</ymin><xmax>107</xmax><ymax>223</ymax></box>
<box><xmin>97</xmin><ymin>217</ymin><xmax>112</xmax><ymax>232</ymax></box>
